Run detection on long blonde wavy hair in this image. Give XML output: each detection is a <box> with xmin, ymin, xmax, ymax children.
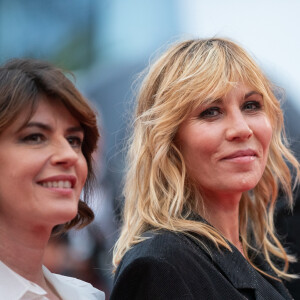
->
<box><xmin>113</xmin><ymin>38</ymin><xmax>300</xmax><ymax>279</ymax></box>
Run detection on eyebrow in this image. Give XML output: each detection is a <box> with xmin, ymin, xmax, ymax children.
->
<box><xmin>201</xmin><ymin>90</ymin><xmax>263</xmax><ymax>107</ymax></box>
<box><xmin>244</xmin><ymin>91</ymin><xmax>263</xmax><ymax>98</ymax></box>
<box><xmin>202</xmin><ymin>98</ymin><xmax>222</xmax><ymax>106</ymax></box>
<box><xmin>17</xmin><ymin>122</ymin><xmax>84</xmax><ymax>134</ymax></box>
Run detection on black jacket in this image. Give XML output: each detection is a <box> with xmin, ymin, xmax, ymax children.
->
<box><xmin>111</xmin><ymin>229</ymin><xmax>292</xmax><ymax>299</ymax></box>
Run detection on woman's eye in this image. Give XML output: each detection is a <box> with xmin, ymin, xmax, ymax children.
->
<box><xmin>67</xmin><ymin>136</ymin><xmax>83</xmax><ymax>148</ymax></box>
<box><xmin>22</xmin><ymin>133</ymin><xmax>45</xmax><ymax>144</ymax></box>
<box><xmin>243</xmin><ymin>101</ymin><xmax>262</xmax><ymax>111</ymax></box>
<box><xmin>199</xmin><ymin>107</ymin><xmax>221</xmax><ymax>119</ymax></box>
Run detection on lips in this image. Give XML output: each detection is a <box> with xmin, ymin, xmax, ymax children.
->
<box><xmin>222</xmin><ymin>149</ymin><xmax>257</xmax><ymax>160</ymax></box>
<box><xmin>37</xmin><ymin>175</ymin><xmax>77</xmax><ymax>189</ymax></box>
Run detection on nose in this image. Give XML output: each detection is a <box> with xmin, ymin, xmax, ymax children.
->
<box><xmin>50</xmin><ymin>139</ymin><xmax>79</xmax><ymax>167</ymax></box>
<box><xmin>225</xmin><ymin>111</ymin><xmax>253</xmax><ymax>141</ymax></box>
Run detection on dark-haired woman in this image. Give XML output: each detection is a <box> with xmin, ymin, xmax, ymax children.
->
<box><xmin>0</xmin><ymin>58</ymin><xmax>104</xmax><ymax>299</ymax></box>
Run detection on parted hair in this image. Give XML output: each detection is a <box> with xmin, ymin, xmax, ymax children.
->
<box><xmin>113</xmin><ymin>38</ymin><xmax>300</xmax><ymax>279</ymax></box>
<box><xmin>0</xmin><ymin>58</ymin><xmax>100</xmax><ymax>232</ymax></box>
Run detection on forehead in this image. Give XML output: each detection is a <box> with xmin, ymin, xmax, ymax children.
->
<box><xmin>191</xmin><ymin>81</ymin><xmax>263</xmax><ymax>107</ymax></box>
<box><xmin>27</xmin><ymin>97</ymin><xmax>80</xmax><ymax>126</ymax></box>
<box><xmin>2</xmin><ymin>96</ymin><xmax>79</xmax><ymax>135</ymax></box>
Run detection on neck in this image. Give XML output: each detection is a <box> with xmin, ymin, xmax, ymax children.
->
<box><xmin>201</xmin><ymin>191</ymin><xmax>242</xmax><ymax>249</ymax></box>
<box><xmin>0</xmin><ymin>219</ymin><xmax>52</xmax><ymax>285</ymax></box>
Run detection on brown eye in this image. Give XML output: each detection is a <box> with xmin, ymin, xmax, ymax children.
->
<box><xmin>67</xmin><ymin>136</ymin><xmax>83</xmax><ymax>148</ymax></box>
<box><xmin>22</xmin><ymin>133</ymin><xmax>45</xmax><ymax>144</ymax></box>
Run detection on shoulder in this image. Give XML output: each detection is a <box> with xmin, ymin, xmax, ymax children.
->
<box><xmin>53</xmin><ymin>273</ymin><xmax>98</xmax><ymax>289</ymax></box>
<box><xmin>43</xmin><ymin>266</ymin><xmax>105</xmax><ymax>300</ymax></box>
<box><xmin>111</xmin><ymin>230</ymin><xmax>216</xmax><ymax>300</ymax></box>
<box><xmin>117</xmin><ymin>230</ymin><xmax>190</xmax><ymax>272</ymax></box>
<box><xmin>118</xmin><ymin>229</ymin><xmax>214</xmax><ymax>270</ymax></box>
<box><xmin>121</xmin><ymin>230</ymin><xmax>206</xmax><ymax>264</ymax></box>
<box><xmin>54</xmin><ymin>274</ymin><xmax>105</xmax><ymax>300</ymax></box>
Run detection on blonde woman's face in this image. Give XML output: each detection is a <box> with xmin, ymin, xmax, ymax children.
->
<box><xmin>176</xmin><ymin>82</ymin><xmax>272</xmax><ymax>201</ymax></box>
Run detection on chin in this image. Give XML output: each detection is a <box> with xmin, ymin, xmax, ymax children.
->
<box><xmin>63</xmin><ymin>208</ymin><xmax>78</xmax><ymax>222</ymax></box>
<box><xmin>230</xmin><ymin>173</ymin><xmax>261</xmax><ymax>190</ymax></box>
<box><xmin>50</xmin><ymin>206</ymin><xmax>79</xmax><ymax>225</ymax></box>
<box><xmin>236</xmin><ymin>182</ymin><xmax>258</xmax><ymax>193</ymax></box>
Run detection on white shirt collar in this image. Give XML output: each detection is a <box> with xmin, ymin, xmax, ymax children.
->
<box><xmin>42</xmin><ymin>266</ymin><xmax>84</xmax><ymax>299</ymax></box>
<box><xmin>0</xmin><ymin>261</ymin><xmax>104</xmax><ymax>300</ymax></box>
<box><xmin>0</xmin><ymin>261</ymin><xmax>48</xmax><ymax>299</ymax></box>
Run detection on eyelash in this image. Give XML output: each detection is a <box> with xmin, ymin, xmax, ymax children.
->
<box><xmin>199</xmin><ymin>107</ymin><xmax>220</xmax><ymax>119</ymax></box>
<box><xmin>243</xmin><ymin>101</ymin><xmax>262</xmax><ymax>111</ymax></box>
<box><xmin>21</xmin><ymin>133</ymin><xmax>83</xmax><ymax>148</ymax></box>
<box><xmin>199</xmin><ymin>101</ymin><xmax>262</xmax><ymax>119</ymax></box>
<box><xmin>67</xmin><ymin>136</ymin><xmax>83</xmax><ymax>148</ymax></box>
<box><xmin>21</xmin><ymin>133</ymin><xmax>45</xmax><ymax>144</ymax></box>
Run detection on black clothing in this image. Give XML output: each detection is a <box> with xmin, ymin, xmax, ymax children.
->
<box><xmin>275</xmin><ymin>99</ymin><xmax>300</xmax><ymax>299</ymax></box>
<box><xmin>111</xmin><ymin>229</ymin><xmax>292</xmax><ymax>299</ymax></box>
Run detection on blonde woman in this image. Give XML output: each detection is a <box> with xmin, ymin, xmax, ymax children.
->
<box><xmin>111</xmin><ymin>39</ymin><xmax>299</xmax><ymax>299</ymax></box>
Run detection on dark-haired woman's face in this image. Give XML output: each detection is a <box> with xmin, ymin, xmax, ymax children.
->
<box><xmin>176</xmin><ymin>82</ymin><xmax>272</xmax><ymax>202</ymax></box>
<box><xmin>0</xmin><ymin>97</ymin><xmax>88</xmax><ymax>229</ymax></box>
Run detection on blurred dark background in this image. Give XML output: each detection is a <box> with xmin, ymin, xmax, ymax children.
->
<box><xmin>1</xmin><ymin>0</ymin><xmax>300</xmax><ymax>298</ymax></box>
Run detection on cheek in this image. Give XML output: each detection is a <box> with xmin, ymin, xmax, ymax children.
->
<box><xmin>261</xmin><ymin>118</ymin><xmax>273</xmax><ymax>151</ymax></box>
<box><xmin>78</xmin><ymin>156</ymin><xmax>88</xmax><ymax>187</ymax></box>
<box><xmin>253</xmin><ymin>117</ymin><xmax>272</xmax><ymax>171</ymax></box>
<box><xmin>178</xmin><ymin>127</ymin><xmax>218</xmax><ymax>167</ymax></box>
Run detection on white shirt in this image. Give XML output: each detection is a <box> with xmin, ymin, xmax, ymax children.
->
<box><xmin>0</xmin><ymin>261</ymin><xmax>105</xmax><ymax>300</ymax></box>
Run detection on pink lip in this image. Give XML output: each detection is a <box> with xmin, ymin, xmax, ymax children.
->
<box><xmin>37</xmin><ymin>175</ymin><xmax>77</xmax><ymax>188</ymax></box>
<box><xmin>222</xmin><ymin>149</ymin><xmax>257</xmax><ymax>160</ymax></box>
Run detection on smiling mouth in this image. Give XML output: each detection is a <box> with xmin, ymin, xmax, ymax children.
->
<box><xmin>38</xmin><ymin>180</ymin><xmax>73</xmax><ymax>189</ymax></box>
<box><xmin>223</xmin><ymin>150</ymin><xmax>257</xmax><ymax>160</ymax></box>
